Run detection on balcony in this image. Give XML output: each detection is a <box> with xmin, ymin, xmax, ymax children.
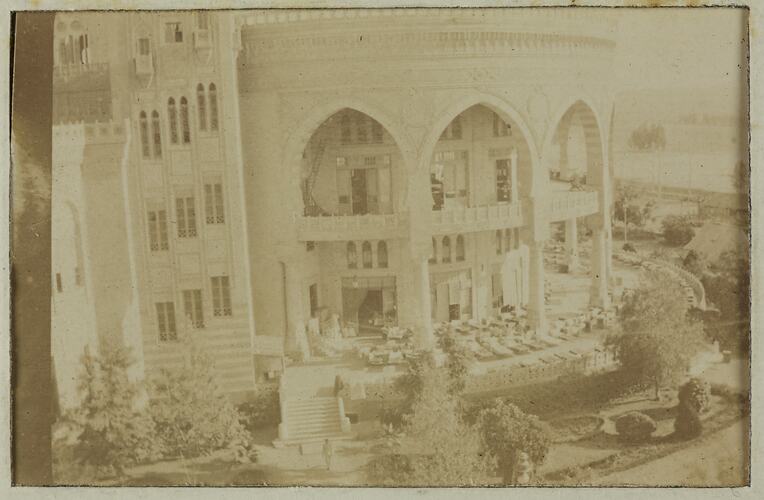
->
<box><xmin>547</xmin><ymin>190</ymin><xmax>600</xmax><ymax>222</ymax></box>
<box><xmin>431</xmin><ymin>203</ymin><xmax>523</xmax><ymax>235</ymax></box>
<box><xmin>295</xmin><ymin>213</ymin><xmax>408</xmax><ymax>242</ymax></box>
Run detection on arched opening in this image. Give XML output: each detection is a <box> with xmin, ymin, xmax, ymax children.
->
<box><xmin>429</xmin><ymin>237</ymin><xmax>438</xmax><ymax>264</ymax></box>
<box><xmin>301</xmin><ymin>108</ymin><xmax>403</xmax><ymax>217</ymax></box>
<box><xmin>346</xmin><ymin>241</ymin><xmax>357</xmax><ymax>269</ymax></box>
<box><xmin>429</xmin><ymin>104</ymin><xmax>533</xmax><ymax>211</ymax></box>
<box><xmin>362</xmin><ymin>241</ymin><xmax>373</xmax><ymax>269</ymax></box>
<box><xmin>442</xmin><ymin>236</ymin><xmax>452</xmax><ymax>263</ymax></box>
<box><xmin>180</xmin><ymin>97</ymin><xmax>191</xmax><ymax>144</ymax></box>
<box><xmin>547</xmin><ymin>100</ymin><xmax>605</xmax><ymax>191</ymax></box>
<box><xmin>167</xmin><ymin>98</ymin><xmax>178</xmax><ymax>144</ymax></box>
<box><xmin>197</xmin><ymin>83</ymin><xmax>207</xmax><ymax>131</ymax></box>
<box><xmin>377</xmin><ymin>241</ymin><xmax>388</xmax><ymax>268</ymax></box>
<box><xmin>151</xmin><ymin>110</ymin><xmax>162</xmax><ymax>158</ymax></box>
<box><xmin>208</xmin><ymin>83</ymin><xmax>218</xmax><ymax>131</ymax></box>
<box><xmin>139</xmin><ymin>111</ymin><xmax>150</xmax><ymax>158</ymax></box>
<box><xmin>455</xmin><ymin>235</ymin><xmax>465</xmax><ymax>262</ymax></box>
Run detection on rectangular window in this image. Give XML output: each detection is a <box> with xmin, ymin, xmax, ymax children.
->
<box><xmin>148</xmin><ymin>209</ymin><xmax>169</xmax><ymax>251</ymax></box>
<box><xmin>55</xmin><ymin>273</ymin><xmax>63</xmax><ymax>293</ymax></box>
<box><xmin>211</xmin><ymin>276</ymin><xmax>232</xmax><ymax>317</ymax></box>
<box><xmin>182</xmin><ymin>289</ymin><xmax>204</xmax><ymax>328</ymax></box>
<box><xmin>156</xmin><ymin>302</ymin><xmax>178</xmax><ymax>341</ymax></box>
<box><xmin>138</xmin><ymin>38</ymin><xmax>150</xmax><ymax>56</ymax></box>
<box><xmin>176</xmin><ymin>197</ymin><xmax>197</xmax><ymax>238</ymax></box>
<box><xmin>204</xmin><ymin>183</ymin><xmax>225</xmax><ymax>224</ymax></box>
<box><xmin>165</xmin><ymin>23</ymin><xmax>183</xmax><ymax>43</ymax></box>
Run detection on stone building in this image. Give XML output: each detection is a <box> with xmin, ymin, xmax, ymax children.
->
<box><xmin>51</xmin><ymin>9</ymin><xmax>616</xmax><ymax>407</ymax></box>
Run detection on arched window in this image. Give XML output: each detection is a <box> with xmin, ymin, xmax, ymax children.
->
<box><xmin>180</xmin><ymin>97</ymin><xmax>191</xmax><ymax>143</ymax></box>
<box><xmin>495</xmin><ymin>230</ymin><xmax>503</xmax><ymax>255</ymax></box>
<box><xmin>504</xmin><ymin>229</ymin><xmax>512</xmax><ymax>253</ymax></box>
<box><xmin>455</xmin><ymin>235</ymin><xmax>465</xmax><ymax>262</ymax></box>
<box><xmin>196</xmin><ymin>83</ymin><xmax>207</xmax><ymax>131</ymax></box>
<box><xmin>340</xmin><ymin>114</ymin><xmax>351</xmax><ymax>144</ymax></box>
<box><xmin>429</xmin><ymin>237</ymin><xmax>438</xmax><ymax>264</ymax></box>
<box><xmin>208</xmin><ymin>83</ymin><xmax>218</xmax><ymax>131</ymax></box>
<box><xmin>442</xmin><ymin>236</ymin><xmax>451</xmax><ymax>263</ymax></box>
<box><xmin>139</xmin><ymin>111</ymin><xmax>150</xmax><ymax>158</ymax></box>
<box><xmin>362</xmin><ymin>241</ymin><xmax>373</xmax><ymax>269</ymax></box>
<box><xmin>377</xmin><ymin>241</ymin><xmax>388</xmax><ymax>268</ymax></box>
<box><xmin>168</xmin><ymin>98</ymin><xmax>178</xmax><ymax>144</ymax></box>
<box><xmin>151</xmin><ymin>111</ymin><xmax>162</xmax><ymax>158</ymax></box>
<box><xmin>346</xmin><ymin>242</ymin><xmax>357</xmax><ymax>269</ymax></box>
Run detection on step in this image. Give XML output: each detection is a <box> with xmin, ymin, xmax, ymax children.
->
<box><xmin>287</xmin><ymin>421</ymin><xmax>342</xmax><ymax>432</ymax></box>
<box><xmin>273</xmin><ymin>431</ymin><xmax>355</xmax><ymax>449</ymax></box>
<box><xmin>286</xmin><ymin>408</ymin><xmax>339</xmax><ymax>418</ymax></box>
<box><xmin>285</xmin><ymin>399</ymin><xmax>338</xmax><ymax>408</ymax></box>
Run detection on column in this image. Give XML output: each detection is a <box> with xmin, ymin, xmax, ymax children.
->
<box><xmin>527</xmin><ymin>242</ymin><xmax>547</xmax><ymax>335</ymax></box>
<box><xmin>565</xmin><ymin>218</ymin><xmax>579</xmax><ymax>272</ymax></box>
<box><xmin>283</xmin><ymin>261</ymin><xmax>306</xmax><ymax>355</ymax></box>
<box><xmin>414</xmin><ymin>257</ymin><xmax>434</xmax><ymax>349</ymax></box>
<box><xmin>509</xmin><ymin>147</ymin><xmax>519</xmax><ymax>203</ymax></box>
<box><xmin>589</xmin><ymin>228</ymin><xmax>609</xmax><ymax>308</ymax></box>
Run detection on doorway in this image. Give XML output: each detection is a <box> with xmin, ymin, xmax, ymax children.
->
<box><xmin>351</xmin><ymin>169</ymin><xmax>368</xmax><ymax>214</ymax></box>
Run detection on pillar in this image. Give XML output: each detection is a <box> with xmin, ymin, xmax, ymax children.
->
<box><xmin>414</xmin><ymin>257</ymin><xmax>434</xmax><ymax>349</ymax></box>
<box><xmin>565</xmin><ymin>218</ymin><xmax>579</xmax><ymax>271</ymax></box>
<box><xmin>527</xmin><ymin>242</ymin><xmax>547</xmax><ymax>335</ymax></box>
<box><xmin>589</xmin><ymin>228</ymin><xmax>609</xmax><ymax>308</ymax></box>
<box><xmin>283</xmin><ymin>260</ymin><xmax>306</xmax><ymax>354</ymax></box>
<box><xmin>509</xmin><ymin>147</ymin><xmax>519</xmax><ymax>203</ymax></box>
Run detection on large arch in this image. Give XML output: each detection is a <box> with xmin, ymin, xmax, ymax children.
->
<box><xmin>419</xmin><ymin>92</ymin><xmax>541</xmax><ymax>201</ymax></box>
<box><xmin>542</xmin><ymin>97</ymin><xmax>608</xmax><ymax>189</ymax></box>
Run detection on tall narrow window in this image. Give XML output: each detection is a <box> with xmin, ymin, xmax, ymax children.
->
<box><xmin>156</xmin><ymin>302</ymin><xmax>178</xmax><ymax>341</ymax></box>
<box><xmin>371</xmin><ymin>120</ymin><xmax>383</xmax><ymax>143</ymax></box>
<box><xmin>78</xmin><ymin>34</ymin><xmax>89</xmax><ymax>64</ymax></box>
<box><xmin>196</xmin><ymin>83</ymin><xmax>207</xmax><ymax>131</ymax></box>
<box><xmin>204</xmin><ymin>182</ymin><xmax>225</xmax><ymax>224</ymax></box>
<box><xmin>504</xmin><ymin>229</ymin><xmax>512</xmax><ymax>253</ymax></box>
<box><xmin>148</xmin><ymin>210</ymin><xmax>169</xmax><ymax>251</ymax></box>
<box><xmin>208</xmin><ymin>83</ymin><xmax>218</xmax><ymax>131</ymax></box>
<box><xmin>346</xmin><ymin>242</ymin><xmax>357</xmax><ymax>269</ymax></box>
<box><xmin>429</xmin><ymin>237</ymin><xmax>438</xmax><ymax>264</ymax></box>
<box><xmin>180</xmin><ymin>97</ymin><xmax>190</xmax><ymax>143</ymax></box>
<box><xmin>176</xmin><ymin>197</ymin><xmax>197</xmax><ymax>238</ymax></box>
<box><xmin>211</xmin><ymin>276</ymin><xmax>232</xmax><ymax>317</ymax></box>
<box><xmin>168</xmin><ymin>98</ymin><xmax>178</xmax><ymax>144</ymax></box>
<box><xmin>139</xmin><ymin>111</ymin><xmax>150</xmax><ymax>158</ymax></box>
<box><xmin>495</xmin><ymin>230</ymin><xmax>503</xmax><ymax>255</ymax></box>
<box><xmin>377</xmin><ymin>241</ymin><xmax>388</xmax><ymax>268</ymax></box>
<box><xmin>55</xmin><ymin>273</ymin><xmax>63</xmax><ymax>293</ymax></box>
<box><xmin>138</xmin><ymin>37</ymin><xmax>150</xmax><ymax>56</ymax></box>
<box><xmin>151</xmin><ymin>111</ymin><xmax>162</xmax><ymax>158</ymax></box>
<box><xmin>356</xmin><ymin>114</ymin><xmax>368</xmax><ymax>143</ymax></box>
<box><xmin>362</xmin><ymin>241</ymin><xmax>373</xmax><ymax>269</ymax></box>
<box><xmin>442</xmin><ymin>236</ymin><xmax>452</xmax><ymax>263</ymax></box>
<box><xmin>165</xmin><ymin>22</ymin><xmax>183</xmax><ymax>43</ymax></box>
<box><xmin>455</xmin><ymin>235</ymin><xmax>465</xmax><ymax>262</ymax></box>
<box><xmin>340</xmin><ymin>114</ymin><xmax>351</xmax><ymax>145</ymax></box>
<box><xmin>182</xmin><ymin>289</ymin><xmax>204</xmax><ymax>329</ymax></box>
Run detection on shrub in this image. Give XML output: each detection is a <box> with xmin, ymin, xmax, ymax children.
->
<box><xmin>65</xmin><ymin>344</ymin><xmax>161</xmax><ymax>477</ymax></box>
<box><xmin>662</xmin><ymin>215</ymin><xmax>695</xmax><ymax>246</ymax></box>
<box><xmin>614</xmin><ymin>411</ymin><xmax>656</xmax><ymax>443</ymax></box>
<box><xmin>239</xmin><ymin>384</ymin><xmax>281</xmax><ymax>431</ymax></box>
<box><xmin>622</xmin><ymin>242</ymin><xmax>637</xmax><ymax>253</ymax></box>
<box><xmin>367</xmin><ymin>454</ymin><xmax>413</xmax><ymax>486</ymax></box>
<box><xmin>149</xmin><ymin>338</ymin><xmax>251</xmax><ymax>460</ymax></box>
<box><xmin>674</xmin><ymin>401</ymin><xmax>703</xmax><ymax>439</ymax></box>
<box><xmin>678</xmin><ymin>378</ymin><xmax>711</xmax><ymax>413</ymax></box>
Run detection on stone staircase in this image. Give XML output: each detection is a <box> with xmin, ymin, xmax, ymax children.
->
<box><xmin>273</xmin><ymin>365</ymin><xmax>353</xmax><ymax>448</ymax></box>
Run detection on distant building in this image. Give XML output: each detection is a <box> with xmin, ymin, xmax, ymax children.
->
<box><xmin>51</xmin><ymin>10</ymin><xmax>617</xmax><ymax>408</ymax></box>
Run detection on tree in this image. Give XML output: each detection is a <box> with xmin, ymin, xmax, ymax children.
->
<box><xmin>678</xmin><ymin>378</ymin><xmax>711</xmax><ymax>414</ymax></box>
<box><xmin>701</xmin><ymin>250</ymin><xmax>750</xmax><ymax>351</ymax></box>
<box><xmin>674</xmin><ymin>401</ymin><xmax>703</xmax><ymax>439</ymax></box>
<box><xmin>661</xmin><ymin>215</ymin><xmax>695</xmax><ymax>246</ymax></box>
<box><xmin>439</xmin><ymin>330</ymin><xmax>475</xmax><ymax>396</ymax></box>
<box><xmin>371</xmin><ymin>364</ymin><xmax>491</xmax><ymax>486</ymax></box>
<box><xmin>614</xmin><ymin>185</ymin><xmax>652</xmax><ymax>242</ymax></box>
<box><xmin>65</xmin><ymin>343</ymin><xmax>161</xmax><ymax>477</ymax></box>
<box><xmin>477</xmin><ymin>399</ymin><xmax>551</xmax><ymax>484</ymax></box>
<box><xmin>149</xmin><ymin>336</ymin><xmax>251</xmax><ymax>461</ymax></box>
<box><xmin>682</xmin><ymin>249</ymin><xmax>706</xmax><ymax>277</ymax></box>
<box><xmin>628</xmin><ymin>123</ymin><xmax>667</xmax><ymax>151</ymax></box>
<box><xmin>615</xmin><ymin>411</ymin><xmax>657</xmax><ymax>443</ymax></box>
<box><xmin>606</xmin><ymin>271</ymin><xmax>706</xmax><ymax>400</ymax></box>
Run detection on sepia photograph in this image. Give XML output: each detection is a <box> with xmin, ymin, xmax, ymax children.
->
<box><xmin>7</xmin><ymin>2</ymin><xmax>755</xmax><ymax>491</ymax></box>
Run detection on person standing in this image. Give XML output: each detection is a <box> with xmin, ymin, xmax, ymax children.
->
<box><xmin>322</xmin><ymin>438</ymin><xmax>334</xmax><ymax>471</ymax></box>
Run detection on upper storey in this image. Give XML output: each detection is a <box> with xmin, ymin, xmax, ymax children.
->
<box><xmin>238</xmin><ymin>8</ymin><xmax>617</xmax><ymax>93</ymax></box>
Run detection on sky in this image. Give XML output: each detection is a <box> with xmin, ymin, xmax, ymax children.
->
<box><xmin>614</xmin><ymin>7</ymin><xmax>748</xmax><ymax>95</ymax></box>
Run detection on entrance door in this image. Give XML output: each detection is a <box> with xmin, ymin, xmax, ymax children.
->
<box><xmin>358</xmin><ymin>290</ymin><xmax>383</xmax><ymax>332</ymax></box>
<box><xmin>308</xmin><ymin>283</ymin><xmax>319</xmax><ymax>318</ymax></box>
<box><xmin>351</xmin><ymin>169</ymin><xmax>368</xmax><ymax>215</ymax></box>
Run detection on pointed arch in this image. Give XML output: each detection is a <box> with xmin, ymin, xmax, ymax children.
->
<box><xmin>180</xmin><ymin>96</ymin><xmax>191</xmax><ymax>143</ymax></box>
<box><xmin>442</xmin><ymin>236</ymin><xmax>451</xmax><ymax>263</ymax></box>
<box><xmin>151</xmin><ymin>110</ymin><xmax>162</xmax><ymax>158</ymax></box>
<box><xmin>455</xmin><ymin>235</ymin><xmax>465</xmax><ymax>262</ymax></box>
<box><xmin>362</xmin><ymin>241</ymin><xmax>373</xmax><ymax>268</ymax></box>
<box><xmin>346</xmin><ymin>242</ymin><xmax>357</xmax><ymax>269</ymax></box>
<box><xmin>377</xmin><ymin>241</ymin><xmax>388</xmax><ymax>268</ymax></box>
<box><xmin>208</xmin><ymin>83</ymin><xmax>218</xmax><ymax>131</ymax></box>
<box><xmin>139</xmin><ymin>111</ymin><xmax>150</xmax><ymax>158</ymax></box>
<box><xmin>167</xmin><ymin>98</ymin><xmax>178</xmax><ymax>144</ymax></box>
<box><xmin>197</xmin><ymin>83</ymin><xmax>207</xmax><ymax>131</ymax></box>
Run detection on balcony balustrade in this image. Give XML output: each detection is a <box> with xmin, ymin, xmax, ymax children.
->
<box><xmin>295</xmin><ymin>213</ymin><xmax>408</xmax><ymax>241</ymax></box>
<box><xmin>431</xmin><ymin>202</ymin><xmax>523</xmax><ymax>234</ymax></box>
<box><xmin>547</xmin><ymin>190</ymin><xmax>600</xmax><ymax>222</ymax></box>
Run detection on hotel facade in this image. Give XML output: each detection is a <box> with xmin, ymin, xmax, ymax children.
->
<box><xmin>52</xmin><ymin>9</ymin><xmax>616</xmax><ymax>407</ymax></box>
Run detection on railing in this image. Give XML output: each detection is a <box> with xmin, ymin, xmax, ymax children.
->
<box><xmin>547</xmin><ymin>190</ymin><xmax>600</xmax><ymax>222</ymax></box>
<box><xmin>431</xmin><ymin>203</ymin><xmax>523</xmax><ymax>234</ymax></box>
<box><xmin>295</xmin><ymin>212</ymin><xmax>408</xmax><ymax>241</ymax></box>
